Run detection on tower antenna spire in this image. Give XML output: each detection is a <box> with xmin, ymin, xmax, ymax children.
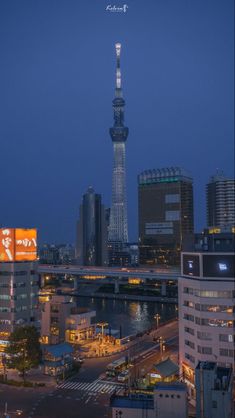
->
<box><xmin>115</xmin><ymin>43</ymin><xmax>122</xmax><ymax>91</ymax></box>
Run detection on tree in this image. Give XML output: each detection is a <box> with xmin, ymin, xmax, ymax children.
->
<box><xmin>5</xmin><ymin>325</ymin><xmax>42</xmax><ymax>381</ymax></box>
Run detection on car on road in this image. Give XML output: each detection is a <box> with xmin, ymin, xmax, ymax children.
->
<box><xmin>117</xmin><ymin>370</ymin><xmax>129</xmax><ymax>382</ymax></box>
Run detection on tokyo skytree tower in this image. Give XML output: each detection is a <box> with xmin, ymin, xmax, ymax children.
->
<box><xmin>108</xmin><ymin>43</ymin><xmax>129</xmax><ymax>244</ymax></box>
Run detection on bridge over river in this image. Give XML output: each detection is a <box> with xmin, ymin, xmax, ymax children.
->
<box><xmin>38</xmin><ymin>264</ymin><xmax>180</xmax><ymax>296</ymax></box>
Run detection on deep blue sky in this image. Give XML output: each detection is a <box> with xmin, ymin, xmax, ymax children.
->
<box><xmin>0</xmin><ymin>0</ymin><xmax>234</xmax><ymax>244</ymax></box>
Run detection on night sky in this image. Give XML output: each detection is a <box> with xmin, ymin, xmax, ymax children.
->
<box><xmin>0</xmin><ymin>0</ymin><xmax>234</xmax><ymax>244</ymax></box>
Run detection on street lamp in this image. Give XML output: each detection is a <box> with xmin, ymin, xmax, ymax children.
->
<box><xmin>157</xmin><ymin>336</ymin><xmax>165</xmax><ymax>360</ymax></box>
<box><xmin>96</xmin><ymin>322</ymin><xmax>108</xmax><ymax>342</ymax></box>
<box><xmin>154</xmin><ymin>313</ymin><xmax>161</xmax><ymax>329</ymax></box>
<box><xmin>3</xmin><ymin>402</ymin><xmax>23</xmax><ymax>417</ymax></box>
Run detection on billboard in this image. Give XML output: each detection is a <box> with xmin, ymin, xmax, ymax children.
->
<box><xmin>0</xmin><ymin>228</ymin><xmax>37</xmax><ymax>262</ymax></box>
<box><xmin>0</xmin><ymin>229</ymin><xmax>14</xmax><ymax>261</ymax></box>
<box><xmin>203</xmin><ymin>254</ymin><xmax>234</xmax><ymax>278</ymax></box>
<box><xmin>182</xmin><ymin>254</ymin><xmax>200</xmax><ymax>277</ymax></box>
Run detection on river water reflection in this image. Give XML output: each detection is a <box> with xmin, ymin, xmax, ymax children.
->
<box><xmin>74</xmin><ymin>296</ymin><xmax>177</xmax><ymax>337</ymax></box>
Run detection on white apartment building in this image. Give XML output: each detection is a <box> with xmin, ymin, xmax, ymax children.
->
<box><xmin>179</xmin><ymin>252</ymin><xmax>234</xmax><ymax>399</ymax></box>
<box><xmin>206</xmin><ymin>174</ymin><xmax>235</xmax><ymax>228</ymax></box>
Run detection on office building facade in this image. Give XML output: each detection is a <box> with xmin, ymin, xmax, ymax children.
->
<box><xmin>138</xmin><ymin>167</ymin><xmax>194</xmax><ymax>265</ymax></box>
<box><xmin>0</xmin><ymin>228</ymin><xmax>39</xmax><ymax>351</ymax></box>
<box><xmin>206</xmin><ymin>174</ymin><xmax>235</xmax><ymax>228</ymax></box>
<box><xmin>179</xmin><ymin>252</ymin><xmax>235</xmax><ymax>399</ymax></box>
<box><xmin>76</xmin><ymin>187</ymin><xmax>108</xmax><ymax>266</ymax></box>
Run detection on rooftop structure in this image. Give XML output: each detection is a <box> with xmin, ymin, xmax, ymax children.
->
<box><xmin>138</xmin><ymin>167</ymin><xmax>193</xmax><ymax>185</ymax></box>
<box><xmin>195</xmin><ymin>362</ymin><xmax>233</xmax><ymax>418</ymax></box>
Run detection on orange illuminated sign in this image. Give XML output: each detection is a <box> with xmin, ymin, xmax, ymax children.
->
<box><xmin>0</xmin><ymin>228</ymin><xmax>37</xmax><ymax>262</ymax></box>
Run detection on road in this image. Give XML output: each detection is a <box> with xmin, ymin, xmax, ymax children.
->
<box><xmin>0</xmin><ymin>320</ymin><xmax>178</xmax><ymax>418</ymax></box>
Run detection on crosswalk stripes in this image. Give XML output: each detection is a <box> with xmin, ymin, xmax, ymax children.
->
<box><xmin>57</xmin><ymin>379</ymin><xmax>124</xmax><ymax>395</ymax></box>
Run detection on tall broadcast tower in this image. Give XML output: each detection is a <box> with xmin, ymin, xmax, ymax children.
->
<box><xmin>108</xmin><ymin>43</ymin><xmax>129</xmax><ymax>248</ymax></box>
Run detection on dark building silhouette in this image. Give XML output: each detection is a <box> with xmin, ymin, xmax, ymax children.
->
<box><xmin>138</xmin><ymin>167</ymin><xmax>194</xmax><ymax>265</ymax></box>
<box><xmin>76</xmin><ymin>187</ymin><xmax>108</xmax><ymax>266</ymax></box>
<box><xmin>206</xmin><ymin>173</ymin><xmax>235</xmax><ymax>228</ymax></box>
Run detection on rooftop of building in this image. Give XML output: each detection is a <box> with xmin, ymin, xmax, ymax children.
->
<box><xmin>70</xmin><ymin>307</ymin><xmax>95</xmax><ymax>315</ymax></box>
<box><xmin>196</xmin><ymin>361</ymin><xmax>215</xmax><ymax>370</ymax></box>
<box><xmin>110</xmin><ymin>394</ymin><xmax>154</xmax><ymax>410</ymax></box>
<box><xmin>153</xmin><ymin>357</ymin><xmax>179</xmax><ymax>378</ymax></box>
<box><xmin>196</xmin><ymin>362</ymin><xmax>232</xmax><ymax>391</ymax></box>
<box><xmin>42</xmin><ymin>342</ymin><xmax>73</xmax><ymax>358</ymax></box>
<box><xmin>208</xmin><ymin>173</ymin><xmax>235</xmax><ymax>183</ymax></box>
<box><xmin>138</xmin><ymin>167</ymin><xmax>192</xmax><ymax>185</ymax></box>
<box><xmin>154</xmin><ymin>382</ymin><xmax>187</xmax><ymax>392</ymax></box>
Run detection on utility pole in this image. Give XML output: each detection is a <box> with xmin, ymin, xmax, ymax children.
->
<box><xmin>157</xmin><ymin>336</ymin><xmax>165</xmax><ymax>361</ymax></box>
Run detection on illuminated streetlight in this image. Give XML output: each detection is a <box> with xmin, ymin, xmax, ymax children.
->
<box><xmin>97</xmin><ymin>322</ymin><xmax>108</xmax><ymax>340</ymax></box>
<box><xmin>3</xmin><ymin>402</ymin><xmax>23</xmax><ymax>417</ymax></box>
<box><xmin>154</xmin><ymin>313</ymin><xmax>161</xmax><ymax>329</ymax></box>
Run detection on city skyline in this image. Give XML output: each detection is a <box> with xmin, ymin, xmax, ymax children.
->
<box><xmin>0</xmin><ymin>0</ymin><xmax>233</xmax><ymax>244</ymax></box>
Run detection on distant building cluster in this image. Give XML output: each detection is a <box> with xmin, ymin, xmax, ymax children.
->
<box><xmin>74</xmin><ymin>170</ymin><xmax>234</xmax><ymax>268</ymax></box>
<box><xmin>39</xmin><ymin>243</ymin><xmax>75</xmax><ymax>265</ymax></box>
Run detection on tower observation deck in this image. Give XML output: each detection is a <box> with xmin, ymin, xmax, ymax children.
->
<box><xmin>108</xmin><ymin>43</ymin><xmax>129</xmax><ymax>245</ymax></box>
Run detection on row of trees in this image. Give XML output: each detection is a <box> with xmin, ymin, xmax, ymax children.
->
<box><xmin>3</xmin><ymin>325</ymin><xmax>42</xmax><ymax>381</ymax></box>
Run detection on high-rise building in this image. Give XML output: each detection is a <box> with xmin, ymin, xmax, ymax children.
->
<box><xmin>0</xmin><ymin>228</ymin><xmax>39</xmax><ymax>351</ymax></box>
<box><xmin>108</xmin><ymin>43</ymin><xmax>129</xmax><ymax>249</ymax></box>
<box><xmin>179</xmin><ymin>251</ymin><xmax>235</xmax><ymax>401</ymax></box>
<box><xmin>138</xmin><ymin>167</ymin><xmax>194</xmax><ymax>265</ymax></box>
<box><xmin>76</xmin><ymin>186</ymin><xmax>108</xmax><ymax>266</ymax></box>
<box><xmin>206</xmin><ymin>173</ymin><xmax>235</xmax><ymax>228</ymax></box>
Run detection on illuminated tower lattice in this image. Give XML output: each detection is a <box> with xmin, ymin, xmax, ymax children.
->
<box><xmin>108</xmin><ymin>43</ymin><xmax>129</xmax><ymax>245</ymax></box>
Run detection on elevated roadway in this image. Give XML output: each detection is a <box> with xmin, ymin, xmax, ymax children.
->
<box><xmin>38</xmin><ymin>264</ymin><xmax>180</xmax><ymax>281</ymax></box>
<box><xmin>38</xmin><ymin>264</ymin><xmax>180</xmax><ymax>296</ymax></box>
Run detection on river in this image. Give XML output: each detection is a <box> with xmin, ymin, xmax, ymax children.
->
<box><xmin>73</xmin><ymin>296</ymin><xmax>177</xmax><ymax>337</ymax></box>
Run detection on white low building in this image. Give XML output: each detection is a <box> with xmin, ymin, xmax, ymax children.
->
<box><xmin>110</xmin><ymin>383</ymin><xmax>188</xmax><ymax>418</ymax></box>
<box><xmin>65</xmin><ymin>308</ymin><xmax>96</xmax><ymax>343</ymax></box>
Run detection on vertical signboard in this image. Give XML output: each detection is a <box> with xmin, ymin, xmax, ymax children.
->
<box><xmin>0</xmin><ymin>228</ymin><xmax>15</xmax><ymax>261</ymax></box>
<box><xmin>0</xmin><ymin>228</ymin><xmax>37</xmax><ymax>262</ymax></box>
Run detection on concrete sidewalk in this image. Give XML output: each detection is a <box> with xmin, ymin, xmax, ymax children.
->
<box><xmin>3</xmin><ymin>366</ymin><xmax>56</xmax><ymax>387</ymax></box>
